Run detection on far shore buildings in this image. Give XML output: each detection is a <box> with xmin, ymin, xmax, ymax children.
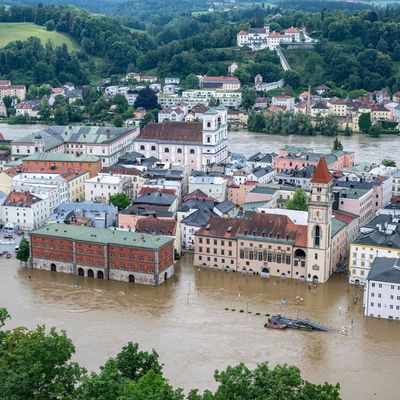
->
<box><xmin>0</xmin><ymin>80</ymin><xmax>26</xmax><ymax>101</ymax></box>
<box><xmin>133</xmin><ymin>106</ymin><xmax>229</xmax><ymax>169</ymax></box>
<box><xmin>194</xmin><ymin>158</ymin><xmax>351</xmax><ymax>283</ymax></box>
<box><xmin>10</xmin><ymin>126</ymin><xmax>138</xmax><ymax>166</ymax></box>
<box><xmin>29</xmin><ymin>224</ymin><xmax>175</xmax><ymax>285</ymax></box>
<box><xmin>273</xmin><ymin>147</ymin><xmax>355</xmax><ymax>172</ymax></box>
<box><xmin>237</xmin><ymin>25</ymin><xmax>314</xmax><ymax>51</ymax></box>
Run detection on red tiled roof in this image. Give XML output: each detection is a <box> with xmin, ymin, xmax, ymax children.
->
<box><xmin>269</xmin><ymin>32</ymin><xmax>289</xmax><ymax>38</ymax></box>
<box><xmin>286</xmin><ymin>27</ymin><xmax>299</xmax><ymax>33</ymax></box>
<box><xmin>137</xmin><ymin>121</ymin><xmax>203</xmax><ymax>143</ymax></box>
<box><xmin>182</xmin><ymin>189</ymin><xmax>215</xmax><ymax>202</ymax></box>
<box><xmin>311</xmin><ymin>157</ymin><xmax>332</xmax><ymax>184</ymax></box>
<box><xmin>15</xmin><ymin>103</ymin><xmax>32</xmax><ymax>109</ymax></box>
<box><xmin>333</xmin><ymin>210</ymin><xmax>358</xmax><ymax>224</ymax></box>
<box><xmin>135</xmin><ymin>216</ymin><xmax>176</xmax><ymax>236</ymax></box>
<box><xmin>59</xmin><ymin>169</ymin><xmax>89</xmax><ymax>181</ymax></box>
<box><xmin>101</xmin><ymin>166</ymin><xmax>141</xmax><ymax>176</ymax></box>
<box><xmin>196</xmin><ymin>212</ymin><xmax>307</xmax><ymax>247</ymax></box>
<box><xmin>238</xmin><ymin>30</ymin><xmax>247</xmax><ymax>35</ymax></box>
<box><xmin>203</xmin><ymin>76</ymin><xmax>240</xmax><ymax>82</ymax></box>
<box><xmin>139</xmin><ymin>187</ymin><xmax>176</xmax><ymax>196</ymax></box>
<box><xmin>4</xmin><ymin>191</ymin><xmax>42</xmax><ymax>207</ymax></box>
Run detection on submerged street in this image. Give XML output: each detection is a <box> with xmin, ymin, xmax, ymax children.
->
<box><xmin>0</xmin><ymin>255</ymin><xmax>399</xmax><ymax>399</ymax></box>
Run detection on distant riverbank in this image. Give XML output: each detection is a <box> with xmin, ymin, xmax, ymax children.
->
<box><xmin>228</xmin><ymin>130</ymin><xmax>400</xmax><ymax>165</ymax></box>
<box><xmin>1</xmin><ymin>123</ymin><xmax>399</xmax><ymax>166</ymax></box>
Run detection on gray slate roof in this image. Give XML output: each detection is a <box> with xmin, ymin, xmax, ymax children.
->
<box><xmin>366</xmin><ymin>257</ymin><xmax>400</xmax><ymax>284</ymax></box>
<box><xmin>181</xmin><ymin>208</ymin><xmax>215</xmax><ymax>227</ymax></box>
<box><xmin>134</xmin><ymin>192</ymin><xmax>176</xmax><ymax>206</ymax></box>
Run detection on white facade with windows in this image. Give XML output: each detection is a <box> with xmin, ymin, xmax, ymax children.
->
<box><xmin>363</xmin><ymin>258</ymin><xmax>400</xmax><ymax>320</ymax></box>
<box><xmin>134</xmin><ymin>107</ymin><xmax>229</xmax><ymax>170</ymax></box>
<box><xmin>85</xmin><ymin>175</ymin><xmax>131</xmax><ymax>203</ymax></box>
<box><xmin>0</xmin><ymin>194</ymin><xmax>51</xmax><ymax>230</ymax></box>
<box><xmin>12</xmin><ymin>174</ymin><xmax>68</xmax><ymax>211</ymax></box>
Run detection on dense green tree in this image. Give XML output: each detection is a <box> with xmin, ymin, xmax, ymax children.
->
<box><xmin>285</xmin><ymin>188</ymin><xmax>309</xmax><ymax>211</ymax></box>
<box><xmin>188</xmin><ymin>362</ymin><xmax>340</xmax><ymax>400</ymax></box>
<box><xmin>319</xmin><ymin>115</ymin><xmax>339</xmax><ymax>137</ymax></box>
<box><xmin>240</xmin><ymin>87</ymin><xmax>257</xmax><ymax>110</ymax></box>
<box><xmin>343</xmin><ymin>124</ymin><xmax>352</xmax><ymax>136</ymax></box>
<box><xmin>109</xmin><ymin>192</ymin><xmax>130</xmax><ymax>210</ymax></box>
<box><xmin>381</xmin><ymin>159</ymin><xmax>396</xmax><ymax>167</ymax></box>
<box><xmin>134</xmin><ymin>88</ymin><xmax>159</xmax><ymax>110</ymax></box>
<box><xmin>332</xmin><ymin>137</ymin><xmax>343</xmax><ymax>151</ymax></box>
<box><xmin>16</xmin><ymin>237</ymin><xmax>29</xmax><ymax>264</ymax></box>
<box><xmin>2</xmin><ymin>96</ymin><xmax>13</xmax><ymax>109</ymax></box>
<box><xmin>112</xmin><ymin>94</ymin><xmax>129</xmax><ymax>113</ymax></box>
<box><xmin>247</xmin><ymin>112</ymin><xmax>265</xmax><ymax>132</ymax></box>
<box><xmin>284</xmin><ymin>70</ymin><xmax>301</xmax><ymax>89</ymax></box>
<box><xmin>0</xmin><ymin>325</ymin><xmax>84</xmax><ymax>399</ymax></box>
<box><xmin>369</xmin><ymin>123</ymin><xmax>382</xmax><ymax>138</ymax></box>
<box><xmin>115</xmin><ymin>342</ymin><xmax>163</xmax><ymax>381</ymax></box>
<box><xmin>113</xmin><ymin>115</ymin><xmax>124</xmax><ymax>127</ymax></box>
<box><xmin>54</xmin><ymin>107</ymin><xmax>69</xmax><ymax>125</ymax></box>
<box><xmin>358</xmin><ymin>113</ymin><xmax>372</xmax><ymax>133</ymax></box>
<box><xmin>183</xmin><ymin>73</ymin><xmax>199</xmax><ymax>89</ymax></box>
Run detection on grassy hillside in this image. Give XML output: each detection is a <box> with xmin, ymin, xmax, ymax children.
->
<box><xmin>0</xmin><ymin>23</ymin><xmax>79</xmax><ymax>50</ymax></box>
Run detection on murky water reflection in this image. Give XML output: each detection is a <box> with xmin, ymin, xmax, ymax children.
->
<box><xmin>1</xmin><ymin>256</ymin><xmax>399</xmax><ymax>399</ymax></box>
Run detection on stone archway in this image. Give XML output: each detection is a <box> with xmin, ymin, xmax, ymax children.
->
<box><xmin>129</xmin><ymin>274</ymin><xmax>135</xmax><ymax>283</ymax></box>
<box><xmin>313</xmin><ymin>275</ymin><xmax>319</xmax><ymax>283</ymax></box>
<box><xmin>164</xmin><ymin>271</ymin><xmax>168</xmax><ymax>281</ymax></box>
<box><xmin>78</xmin><ymin>268</ymin><xmax>84</xmax><ymax>276</ymax></box>
<box><xmin>87</xmin><ymin>269</ymin><xmax>94</xmax><ymax>278</ymax></box>
<box><xmin>50</xmin><ymin>263</ymin><xmax>56</xmax><ymax>272</ymax></box>
<box><xmin>97</xmin><ymin>271</ymin><xmax>104</xmax><ymax>279</ymax></box>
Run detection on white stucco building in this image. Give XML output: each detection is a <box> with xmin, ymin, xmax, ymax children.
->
<box><xmin>134</xmin><ymin>106</ymin><xmax>229</xmax><ymax>170</ymax></box>
<box><xmin>0</xmin><ymin>191</ymin><xmax>50</xmax><ymax>230</ymax></box>
<box><xmin>85</xmin><ymin>174</ymin><xmax>131</xmax><ymax>203</ymax></box>
<box><xmin>188</xmin><ymin>175</ymin><xmax>227</xmax><ymax>202</ymax></box>
<box><xmin>363</xmin><ymin>257</ymin><xmax>400</xmax><ymax>320</ymax></box>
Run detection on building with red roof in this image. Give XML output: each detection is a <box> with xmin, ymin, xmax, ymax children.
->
<box><xmin>133</xmin><ymin>107</ymin><xmax>229</xmax><ymax>170</ymax></box>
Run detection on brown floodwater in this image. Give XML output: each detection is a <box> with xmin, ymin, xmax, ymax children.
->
<box><xmin>0</xmin><ymin>255</ymin><xmax>399</xmax><ymax>399</ymax></box>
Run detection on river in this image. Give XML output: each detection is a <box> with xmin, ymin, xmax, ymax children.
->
<box><xmin>1</xmin><ymin>256</ymin><xmax>399</xmax><ymax>400</ymax></box>
<box><xmin>229</xmin><ymin>130</ymin><xmax>400</xmax><ymax>165</ymax></box>
<box><xmin>1</xmin><ymin>124</ymin><xmax>400</xmax><ymax>165</ymax></box>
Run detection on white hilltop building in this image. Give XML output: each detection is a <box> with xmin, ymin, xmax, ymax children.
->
<box><xmin>237</xmin><ymin>25</ymin><xmax>315</xmax><ymax>51</ymax></box>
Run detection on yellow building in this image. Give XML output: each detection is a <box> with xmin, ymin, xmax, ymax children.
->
<box><xmin>348</xmin><ymin>214</ymin><xmax>400</xmax><ymax>284</ymax></box>
<box><xmin>62</xmin><ymin>170</ymin><xmax>90</xmax><ymax>202</ymax></box>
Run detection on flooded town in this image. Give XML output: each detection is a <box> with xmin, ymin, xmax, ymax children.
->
<box><xmin>1</xmin><ymin>256</ymin><xmax>399</xmax><ymax>400</ymax></box>
<box><xmin>2</xmin><ymin>3</ymin><xmax>400</xmax><ymax>399</ymax></box>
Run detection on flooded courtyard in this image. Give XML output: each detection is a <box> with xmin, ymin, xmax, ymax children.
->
<box><xmin>0</xmin><ymin>255</ymin><xmax>399</xmax><ymax>399</ymax></box>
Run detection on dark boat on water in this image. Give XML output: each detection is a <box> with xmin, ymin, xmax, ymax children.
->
<box><xmin>264</xmin><ymin>315</ymin><xmax>329</xmax><ymax>332</ymax></box>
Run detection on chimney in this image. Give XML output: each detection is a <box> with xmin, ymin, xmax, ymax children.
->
<box><xmin>106</xmin><ymin>129</ymin><xmax>111</xmax><ymax>138</ymax></box>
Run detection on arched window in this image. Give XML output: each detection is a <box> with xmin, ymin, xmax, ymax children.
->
<box><xmin>165</xmin><ymin>147</ymin><xmax>169</xmax><ymax>153</ymax></box>
<box><xmin>206</xmin><ymin>121</ymin><xmax>211</xmax><ymax>128</ymax></box>
<box><xmin>314</xmin><ymin>225</ymin><xmax>321</xmax><ymax>247</ymax></box>
<box><xmin>177</xmin><ymin>148</ymin><xmax>182</xmax><ymax>154</ymax></box>
<box><xmin>190</xmin><ymin>149</ymin><xmax>195</xmax><ymax>154</ymax></box>
<box><xmin>151</xmin><ymin>146</ymin><xmax>156</xmax><ymax>151</ymax></box>
<box><xmin>140</xmin><ymin>145</ymin><xmax>145</xmax><ymax>151</ymax></box>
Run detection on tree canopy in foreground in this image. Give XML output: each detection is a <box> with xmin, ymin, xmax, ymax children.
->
<box><xmin>0</xmin><ymin>308</ymin><xmax>341</xmax><ymax>399</ymax></box>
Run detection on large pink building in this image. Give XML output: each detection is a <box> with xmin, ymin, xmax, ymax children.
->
<box><xmin>273</xmin><ymin>148</ymin><xmax>355</xmax><ymax>172</ymax></box>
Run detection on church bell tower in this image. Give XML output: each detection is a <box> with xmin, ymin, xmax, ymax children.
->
<box><xmin>306</xmin><ymin>157</ymin><xmax>333</xmax><ymax>283</ymax></box>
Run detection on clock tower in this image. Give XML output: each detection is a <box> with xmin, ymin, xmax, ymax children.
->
<box><xmin>306</xmin><ymin>157</ymin><xmax>333</xmax><ymax>283</ymax></box>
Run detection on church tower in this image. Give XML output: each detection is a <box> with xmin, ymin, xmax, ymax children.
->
<box><xmin>306</xmin><ymin>157</ymin><xmax>333</xmax><ymax>283</ymax></box>
<box><xmin>33</xmin><ymin>132</ymin><xmax>45</xmax><ymax>153</ymax></box>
